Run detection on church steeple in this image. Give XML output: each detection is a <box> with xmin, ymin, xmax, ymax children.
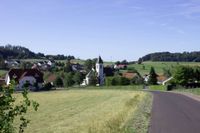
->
<box><xmin>97</xmin><ymin>56</ymin><xmax>103</xmax><ymax>64</ymax></box>
<box><xmin>96</xmin><ymin>56</ymin><xmax>104</xmax><ymax>86</ymax></box>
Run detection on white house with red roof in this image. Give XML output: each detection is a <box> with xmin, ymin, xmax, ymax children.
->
<box><xmin>5</xmin><ymin>69</ymin><xmax>44</xmax><ymax>91</ymax></box>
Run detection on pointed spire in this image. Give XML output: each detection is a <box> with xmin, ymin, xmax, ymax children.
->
<box><xmin>97</xmin><ymin>56</ymin><xmax>103</xmax><ymax>64</ymax></box>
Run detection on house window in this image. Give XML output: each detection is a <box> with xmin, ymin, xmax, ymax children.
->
<box><xmin>13</xmin><ymin>74</ymin><xmax>17</xmax><ymax>79</ymax></box>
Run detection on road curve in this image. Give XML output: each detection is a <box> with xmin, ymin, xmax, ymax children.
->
<box><xmin>149</xmin><ymin>91</ymin><xmax>200</xmax><ymax>133</ymax></box>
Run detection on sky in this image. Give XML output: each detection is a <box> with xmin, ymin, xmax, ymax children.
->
<box><xmin>0</xmin><ymin>0</ymin><xmax>200</xmax><ymax>61</ymax></box>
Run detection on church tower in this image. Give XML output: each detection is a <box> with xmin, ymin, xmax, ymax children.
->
<box><xmin>96</xmin><ymin>56</ymin><xmax>104</xmax><ymax>86</ymax></box>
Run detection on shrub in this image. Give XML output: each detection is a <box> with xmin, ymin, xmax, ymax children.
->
<box><xmin>107</xmin><ymin>76</ymin><xmax>131</xmax><ymax>86</ymax></box>
<box><xmin>130</xmin><ymin>76</ymin><xmax>144</xmax><ymax>85</ymax></box>
<box><xmin>42</xmin><ymin>82</ymin><xmax>53</xmax><ymax>91</ymax></box>
<box><xmin>0</xmin><ymin>82</ymin><xmax>39</xmax><ymax>133</ymax></box>
<box><xmin>120</xmin><ymin>77</ymin><xmax>130</xmax><ymax>85</ymax></box>
<box><xmin>167</xmin><ymin>84</ymin><xmax>176</xmax><ymax>91</ymax></box>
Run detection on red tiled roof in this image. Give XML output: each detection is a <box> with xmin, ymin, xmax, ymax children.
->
<box><xmin>118</xmin><ymin>64</ymin><xmax>127</xmax><ymax>67</ymax></box>
<box><xmin>122</xmin><ymin>72</ymin><xmax>138</xmax><ymax>79</ymax></box>
<box><xmin>46</xmin><ymin>74</ymin><xmax>57</xmax><ymax>83</ymax></box>
<box><xmin>157</xmin><ymin>75</ymin><xmax>168</xmax><ymax>82</ymax></box>
<box><xmin>8</xmin><ymin>69</ymin><xmax>44</xmax><ymax>83</ymax></box>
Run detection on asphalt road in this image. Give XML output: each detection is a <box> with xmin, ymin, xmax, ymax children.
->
<box><xmin>149</xmin><ymin>91</ymin><xmax>200</xmax><ymax>133</ymax></box>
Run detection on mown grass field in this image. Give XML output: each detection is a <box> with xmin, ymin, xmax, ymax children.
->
<box><xmin>15</xmin><ymin>87</ymin><xmax>152</xmax><ymax>133</ymax></box>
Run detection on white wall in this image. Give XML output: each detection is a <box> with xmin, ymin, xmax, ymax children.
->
<box><xmin>96</xmin><ymin>63</ymin><xmax>104</xmax><ymax>85</ymax></box>
<box><xmin>5</xmin><ymin>74</ymin><xmax>10</xmax><ymax>85</ymax></box>
<box><xmin>18</xmin><ymin>76</ymin><xmax>36</xmax><ymax>90</ymax></box>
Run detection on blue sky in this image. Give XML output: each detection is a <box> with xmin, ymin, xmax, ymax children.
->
<box><xmin>0</xmin><ymin>0</ymin><xmax>200</xmax><ymax>61</ymax></box>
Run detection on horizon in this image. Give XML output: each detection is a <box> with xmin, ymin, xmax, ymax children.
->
<box><xmin>2</xmin><ymin>44</ymin><xmax>200</xmax><ymax>62</ymax></box>
<box><xmin>1</xmin><ymin>0</ymin><xmax>200</xmax><ymax>61</ymax></box>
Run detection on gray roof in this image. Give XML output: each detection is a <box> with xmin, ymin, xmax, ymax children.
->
<box><xmin>97</xmin><ymin>56</ymin><xmax>103</xmax><ymax>64</ymax></box>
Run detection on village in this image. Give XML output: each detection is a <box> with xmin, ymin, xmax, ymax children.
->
<box><xmin>0</xmin><ymin>56</ymin><xmax>173</xmax><ymax>91</ymax></box>
<box><xmin>2</xmin><ymin>0</ymin><xmax>200</xmax><ymax>132</ymax></box>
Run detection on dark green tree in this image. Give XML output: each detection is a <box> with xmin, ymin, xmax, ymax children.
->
<box><xmin>130</xmin><ymin>75</ymin><xmax>144</xmax><ymax>85</ymax></box>
<box><xmin>194</xmin><ymin>67</ymin><xmax>200</xmax><ymax>82</ymax></box>
<box><xmin>64</xmin><ymin>60</ymin><xmax>72</xmax><ymax>73</ymax></box>
<box><xmin>64</xmin><ymin>72</ymin><xmax>74</xmax><ymax>87</ymax></box>
<box><xmin>89</xmin><ymin>72</ymin><xmax>97</xmax><ymax>86</ymax></box>
<box><xmin>115</xmin><ymin>61</ymin><xmax>120</xmax><ymax>65</ymax></box>
<box><xmin>111</xmin><ymin>76</ymin><xmax>121</xmax><ymax>86</ymax></box>
<box><xmin>148</xmin><ymin>67</ymin><xmax>158</xmax><ymax>85</ymax></box>
<box><xmin>54</xmin><ymin>77</ymin><xmax>64</xmax><ymax>87</ymax></box>
<box><xmin>120</xmin><ymin>77</ymin><xmax>130</xmax><ymax>85</ymax></box>
<box><xmin>84</xmin><ymin>59</ymin><xmax>94</xmax><ymax>72</ymax></box>
<box><xmin>163</xmin><ymin>68</ymin><xmax>172</xmax><ymax>78</ymax></box>
<box><xmin>73</xmin><ymin>72</ymin><xmax>83</xmax><ymax>86</ymax></box>
<box><xmin>173</xmin><ymin>66</ymin><xmax>194</xmax><ymax>86</ymax></box>
<box><xmin>138</xmin><ymin>58</ymin><xmax>143</xmax><ymax>64</ymax></box>
<box><xmin>0</xmin><ymin>56</ymin><xmax>6</xmax><ymax>69</ymax></box>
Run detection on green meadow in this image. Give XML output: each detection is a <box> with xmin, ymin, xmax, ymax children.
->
<box><xmin>128</xmin><ymin>61</ymin><xmax>200</xmax><ymax>75</ymax></box>
<box><xmin>0</xmin><ymin>70</ymin><xmax>7</xmax><ymax>77</ymax></box>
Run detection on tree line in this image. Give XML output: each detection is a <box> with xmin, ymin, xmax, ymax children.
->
<box><xmin>172</xmin><ymin>66</ymin><xmax>200</xmax><ymax>87</ymax></box>
<box><xmin>139</xmin><ymin>51</ymin><xmax>200</xmax><ymax>62</ymax></box>
<box><xmin>0</xmin><ymin>44</ymin><xmax>75</xmax><ymax>60</ymax></box>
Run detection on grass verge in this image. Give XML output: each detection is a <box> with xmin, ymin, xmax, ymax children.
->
<box><xmin>149</xmin><ymin>85</ymin><xmax>166</xmax><ymax>91</ymax></box>
<box><xmin>173</xmin><ymin>88</ymin><xmax>200</xmax><ymax>96</ymax></box>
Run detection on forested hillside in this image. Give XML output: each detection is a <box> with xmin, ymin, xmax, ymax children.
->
<box><xmin>0</xmin><ymin>45</ymin><xmax>75</xmax><ymax>60</ymax></box>
<box><xmin>139</xmin><ymin>52</ymin><xmax>200</xmax><ymax>62</ymax></box>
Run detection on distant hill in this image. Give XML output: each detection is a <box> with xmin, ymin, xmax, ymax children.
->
<box><xmin>139</xmin><ymin>52</ymin><xmax>200</xmax><ymax>62</ymax></box>
<box><xmin>0</xmin><ymin>45</ymin><xmax>75</xmax><ymax>60</ymax></box>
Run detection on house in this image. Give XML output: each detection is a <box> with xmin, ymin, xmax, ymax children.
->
<box><xmin>157</xmin><ymin>75</ymin><xmax>168</xmax><ymax>85</ymax></box>
<box><xmin>33</xmin><ymin>60</ymin><xmax>55</xmax><ymax>71</ymax></box>
<box><xmin>47</xmin><ymin>60</ymin><xmax>55</xmax><ymax>67</ymax></box>
<box><xmin>81</xmin><ymin>56</ymin><xmax>105</xmax><ymax>86</ymax></box>
<box><xmin>144</xmin><ymin>74</ymin><xmax>173</xmax><ymax>85</ymax></box>
<box><xmin>5</xmin><ymin>69</ymin><xmax>44</xmax><ymax>91</ymax></box>
<box><xmin>114</xmin><ymin>64</ymin><xmax>127</xmax><ymax>69</ymax></box>
<box><xmin>162</xmin><ymin>77</ymin><xmax>173</xmax><ymax>85</ymax></box>
<box><xmin>4</xmin><ymin>60</ymin><xmax>20</xmax><ymax>68</ymax></box>
<box><xmin>143</xmin><ymin>74</ymin><xmax>150</xmax><ymax>83</ymax></box>
<box><xmin>71</xmin><ymin>63</ymin><xmax>84</xmax><ymax>72</ymax></box>
<box><xmin>82</xmin><ymin>69</ymin><xmax>95</xmax><ymax>86</ymax></box>
<box><xmin>156</xmin><ymin>75</ymin><xmax>174</xmax><ymax>85</ymax></box>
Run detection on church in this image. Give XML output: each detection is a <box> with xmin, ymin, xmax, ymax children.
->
<box><xmin>81</xmin><ymin>56</ymin><xmax>105</xmax><ymax>86</ymax></box>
